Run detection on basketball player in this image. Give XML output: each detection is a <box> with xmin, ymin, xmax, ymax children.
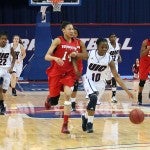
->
<box><xmin>82</xmin><ymin>38</ymin><xmax>133</xmax><ymax>133</ymax></box>
<box><xmin>70</xmin><ymin>27</ymin><xmax>87</xmax><ymax>111</ymax></box>
<box><xmin>44</xmin><ymin>21</ymin><xmax>88</xmax><ymax>134</ymax></box>
<box><xmin>10</xmin><ymin>35</ymin><xmax>26</xmax><ymax>96</ymax></box>
<box><xmin>107</xmin><ymin>33</ymin><xmax>122</xmax><ymax>103</ymax></box>
<box><xmin>138</xmin><ymin>38</ymin><xmax>150</xmax><ymax>105</ymax></box>
<box><xmin>132</xmin><ymin>58</ymin><xmax>139</xmax><ymax>79</ymax></box>
<box><xmin>0</xmin><ymin>31</ymin><xmax>16</xmax><ymax>115</ymax></box>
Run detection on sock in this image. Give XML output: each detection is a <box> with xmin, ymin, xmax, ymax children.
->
<box><xmin>70</xmin><ymin>98</ymin><xmax>76</xmax><ymax>103</ymax></box>
<box><xmin>87</xmin><ymin>116</ymin><xmax>94</xmax><ymax>123</ymax></box>
<box><xmin>63</xmin><ymin>115</ymin><xmax>69</xmax><ymax>124</ymax></box>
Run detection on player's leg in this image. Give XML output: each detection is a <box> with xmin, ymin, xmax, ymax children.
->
<box><xmin>61</xmin><ymin>85</ymin><xmax>72</xmax><ymax>134</ymax></box>
<box><xmin>111</xmin><ymin>77</ymin><xmax>117</xmax><ymax>103</ymax></box>
<box><xmin>11</xmin><ymin>72</ymin><xmax>17</xmax><ymax>96</ymax></box>
<box><xmin>0</xmin><ymin>72</ymin><xmax>11</xmax><ymax>115</ymax></box>
<box><xmin>111</xmin><ymin>64</ymin><xmax>118</xmax><ymax>103</ymax></box>
<box><xmin>138</xmin><ymin>63</ymin><xmax>149</xmax><ymax>105</ymax></box>
<box><xmin>70</xmin><ymin>80</ymin><xmax>79</xmax><ymax>111</ymax></box>
<box><xmin>82</xmin><ymin>75</ymin><xmax>99</xmax><ymax>133</ymax></box>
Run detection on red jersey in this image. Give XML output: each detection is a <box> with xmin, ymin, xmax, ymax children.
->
<box><xmin>76</xmin><ymin>38</ymin><xmax>83</xmax><ymax>73</ymax></box>
<box><xmin>139</xmin><ymin>39</ymin><xmax>150</xmax><ymax>80</ymax></box>
<box><xmin>46</xmin><ymin>36</ymin><xmax>78</xmax><ymax>76</ymax></box>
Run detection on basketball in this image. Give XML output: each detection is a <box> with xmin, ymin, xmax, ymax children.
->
<box><xmin>129</xmin><ymin>108</ymin><xmax>144</xmax><ymax>124</ymax></box>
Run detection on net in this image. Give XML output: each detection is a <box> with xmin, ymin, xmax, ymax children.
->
<box><xmin>48</xmin><ymin>0</ymin><xmax>64</xmax><ymax>12</ymax></box>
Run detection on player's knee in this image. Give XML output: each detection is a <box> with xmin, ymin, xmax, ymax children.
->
<box><xmin>139</xmin><ymin>80</ymin><xmax>146</xmax><ymax>87</ymax></box>
<box><xmin>112</xmin><ymin>77</ymin><xmax>116</xmax><ymax>87</ymax></box>
<box><xmin>49</xmin><ymin>95</ymin><xmax>60</xmax><ymax>106</ymax></box>
<box><xmin>87</xmin><ymin>93</ymin><xmax>97</xmax><ymax>111</ymax></box>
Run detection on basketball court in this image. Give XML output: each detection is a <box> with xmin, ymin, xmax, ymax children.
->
<box><xmin>0</xmin><ymin>79</ymin><xmax>149</xmax><ymax>150</ymax></box>
<box><xmin>0</xmin><ymin>0</ymin><xmax>150</xmax><ymax>150</ymax></box>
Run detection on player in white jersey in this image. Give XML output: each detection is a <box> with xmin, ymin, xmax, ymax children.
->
<box><xmin>10</xmin><ymin>35</ymin><xmax>26</xmax><ymax>96</ymax></box>
<box><xmin>0</xmin><ymin>31</ymin><xmax>16</xmax><ymax>115</ymax></box>
<box><xmin>107</xmin><ymin>33</ymin><xmax>122</xmax><ymax>103</ymax></box>
<box><xmin>81</xmin><ymin>38</ymin><xmax>133</xmax><ymax>133</ymax></box>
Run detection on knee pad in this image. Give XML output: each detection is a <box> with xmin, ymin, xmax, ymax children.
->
<box><xmin>87</xmin><ymin>93</ymin><xmax>97</xmax><ymax>111</ymax></box>
<box><xmin>139</xmin><ymin>80</ymin><xmax>146</xmax><ymax>87</ymax></box>
<box><xmin>112</xmin><ymin>77</ymin><xmax>116</xmax><ymax>87</ymax></box>
<box><xmin>73</xmin><ymin>80</ymin><xmax>79</xmax><ymax>92</ymax></box>
<box><xmin>49</xmin><ymin>95</ymin><xmax>60</xmax><ymax>106</ymax></box>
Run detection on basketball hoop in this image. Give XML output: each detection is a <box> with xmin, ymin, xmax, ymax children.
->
<box><xmin>48</xmin><ymin>0</ymin><xmax>64</xmax><ymax>12</ymax></box>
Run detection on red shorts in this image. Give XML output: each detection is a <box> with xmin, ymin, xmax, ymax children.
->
<box><xmin>47</xmin><ymin>71</ymin><xmax>76</xmax><ymax>97</ymax></box>
<box><xmin>139</xmin><ymin>57</ymin><xmax>150</xmax><ymax>80</ymax></box>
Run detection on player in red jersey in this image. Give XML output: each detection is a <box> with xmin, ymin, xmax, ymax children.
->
<box><xmin>70</xmin><ymin>27</ymin><xmax>87</xmax><ymax>111</ymax></box>
<box><xmin>44</xmin><ymin>21</ymin><xmax>88</xmax><ymax>134</ymax></box>
<box><xmin>138</xmin><ymin>39</ymin><xmax>150</xmax><ymax>105</ymax></box>
<box><xmin>132</xmin><ymin>58</ymin><xmax>139</xmax><ymax>79</ymax></box>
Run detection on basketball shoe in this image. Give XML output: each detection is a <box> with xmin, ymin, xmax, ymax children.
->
<box><xmin>111</xmin><ymin>96</ymin><xmax>117</xmax><ymax>103</ymax></box>
<box><xmin>45</xmin><ymin>96</ymin><xmax>51</xmax><ymax>109</ymax></box>
<box><xmin>0</xmin><ymin>101</ymin><xmax>6</xmax><ymax>115</ymax></box>
<box><xmin>61</xmin><ymin>122</ymin><xmax>70</xmax><ymax>134</ymax></box>
<box><xmin>138</xmin><ymin>93</ymin><xmax>142</xmax><ymax>105</ymax></box>
<box><xmin>12</xmin><ymin>88</ymin><xmax>17</xmax><ymax>96</ymax></box>
<box><xmin>71</xmin><ymin>102</ymin><xmax>76</xmax><ymax>111</ymax></box>
<box><xmin>81</xmin><ymin>115</ymin><xmax>87</xmax><ymax>131</ymax></box>
<box><xmin>86</xmin><ymin>122</ymin><xmax>93</xmax><ymax>133</ymax></box>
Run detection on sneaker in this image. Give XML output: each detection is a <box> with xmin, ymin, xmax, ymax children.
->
<box><xmin>86</xmin><ymin>122</ymin><xmax>93</xmax><ymax>133</ymax></box>
<box><xmin>0</xmin><ymin>104</ymin><xmax>6</xmax><ymax>115</ymax></box>
<box><xmin>138</xmin><ymin>93</ymin><xmax>142</xmax><ymax>105</ymax></box>
<box><xmin>111</xmin><ymin>96</ymin><xmax>117</xmax><ymax>103</ymax></box>
<box><xmin>45</xmin><ymin>96</ymin><xmax>51</xmax><ymax>110</ymax></box>
<box><xmin>71</xmin><ymin>102</ymin><xmax>76</xmax><ymax>111</ymax></box>
<box><xmin>81</xmin><ymin>115</ymin><xmax>87</xmax><ymax>131</ymax></box>
<box><xmin>96</xmin><ymin>100</ymin><xmax>101</xmax><ymax>105</ymax></box>
<box><xmin>12</xmin><ymin>89</ymin><xmax>17</xmax><ymax>96</ymax></box>
<box><xmin>61</xmin><ymin>123</ymin><xmax>70</xmax><ymax>134</ymax></box>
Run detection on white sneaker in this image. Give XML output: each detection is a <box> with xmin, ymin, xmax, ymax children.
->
<box><xmin>111</xmin><ymin>96</ymin><xmax>117</xmax><ymax>103</ymax></box>
<box><xmin>96</xmin><ymin>100</ymin><xmax>101</xmax><ymax>105</ymax></box>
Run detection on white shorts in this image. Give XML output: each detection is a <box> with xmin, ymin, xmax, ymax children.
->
<box><xmin>0</xmin><ymin>68</ymin><xmax>11</xmax><ymax>90</ymax></box>
<box><xmin>106</xmin><ymin>64</ymin><xmax>118</xmax><ymax>79</ymax></box>
<box><xmin>13</xmin><ymin>63</ymin><xmax>23</xmax><ymax>77</ymax></box>
<box><xmin>82</xmin><ymin>75</ymin><xmax>106</xmax><ymax>100</ymax></box>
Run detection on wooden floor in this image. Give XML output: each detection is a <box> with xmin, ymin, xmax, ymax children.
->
<box><xmin>0</xmin><ymin>80</ymin><xmax>150</xmax><ymax>150</ymax></box>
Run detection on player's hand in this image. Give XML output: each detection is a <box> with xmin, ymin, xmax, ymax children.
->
<box><xmin>8</xmin><ymin>68</ymin><xmax>13</xmax><ymax>74</ymax></box>
<box><xmin>70</xmin><ymin>52</ymin><xmax>77</xmax><ymax>58</ymax></box>
<box><xmin>127</xmin><ymin>91</ymin><xmax>134</xmax><ymax>99</ymax></box>
<box><xmin>55</xmin><ymin>58</ymin><xmax>64</xmax><ymax>66</ymax></box>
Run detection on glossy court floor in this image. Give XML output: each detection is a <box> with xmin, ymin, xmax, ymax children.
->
<box><xmin>0</xmin><ymin>79</ymin><xmax>150</xmax><ymax>150</ymax></box>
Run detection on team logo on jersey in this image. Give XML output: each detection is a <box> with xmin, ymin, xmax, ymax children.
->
<box><xmin>88</xmin><ymin>63</ymin><xmax>107</xmax><ymax>72</ymax></box>
<box><xmin>109</xmin><ymin>50</ymin><xmax>119</xmax><ymax>55</ymax></box>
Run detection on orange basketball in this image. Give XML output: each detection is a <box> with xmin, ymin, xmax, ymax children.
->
<box><xmin>129</xmin><ymin>108</ymin><xmax>144</xmax><ymax>124</ymax></box>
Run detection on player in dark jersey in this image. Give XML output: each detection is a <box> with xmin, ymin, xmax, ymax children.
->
<box><xmin>44</xmin><ymin>21</ymin><xmax>88</xmax><ymax>134</ymax></box>
<box><xmin>138</xmin><ymin>39</ymin><xmax>150</xmax><ymax>105</ymax></box>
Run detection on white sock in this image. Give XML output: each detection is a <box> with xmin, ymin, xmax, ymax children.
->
<box><xmin>88</xmin><ymin>116</ymin><xmax>94</xmax><ymax>123</ymax></box>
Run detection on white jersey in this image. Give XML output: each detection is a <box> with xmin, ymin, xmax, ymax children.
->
<box><xmin>107</xmin><ymin>41</ymin><xmax>120</xmax><ymax>64</ymax></box>
<box><xmin>11</xmin><ymin>43</ymin><xmax>23</xmax><ymax>64</ymax></box>
<box><xmin>85</xmin><ymin>50</ymin><xmax>112</xmax><ymax>82</ymax></box>
<box><xmin>0</xmin><ymin>43</ymin><xmax>12</xmax><ymax>68</ymax></box>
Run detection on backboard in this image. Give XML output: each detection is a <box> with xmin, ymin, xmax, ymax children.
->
<box><xmin>29</xmin><ymin>0</ymin><xmax>81</xmax><ymax>6</ymax></box>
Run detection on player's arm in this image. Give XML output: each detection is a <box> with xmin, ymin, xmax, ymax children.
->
<box><xmin>9</xmin><ymin>48</ymin><xmax>16</xmax><ymax>73</ymax></box>
<box><xmin>20</xmin><ymin>44</ymin><xmax>26</xmax><ymax>60</ymax></box>
<box><xmin>140</xmin><ymin>39</ymin><xmax>150</xmax><ymax>57</ymax></box>
<box><xmin>76</xmin><ymin>40</ymin><xmax>88</xmax><ymax>60</ymax></box>
<box><xmin>45</xmin><ymin>38</ymin><xmax>64</xmax><ymax>66</ymax></box>
<box><xmin>109</xmin><ymin>60</ymin><xmax>133</xmax><ymax>99</ymax></box>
